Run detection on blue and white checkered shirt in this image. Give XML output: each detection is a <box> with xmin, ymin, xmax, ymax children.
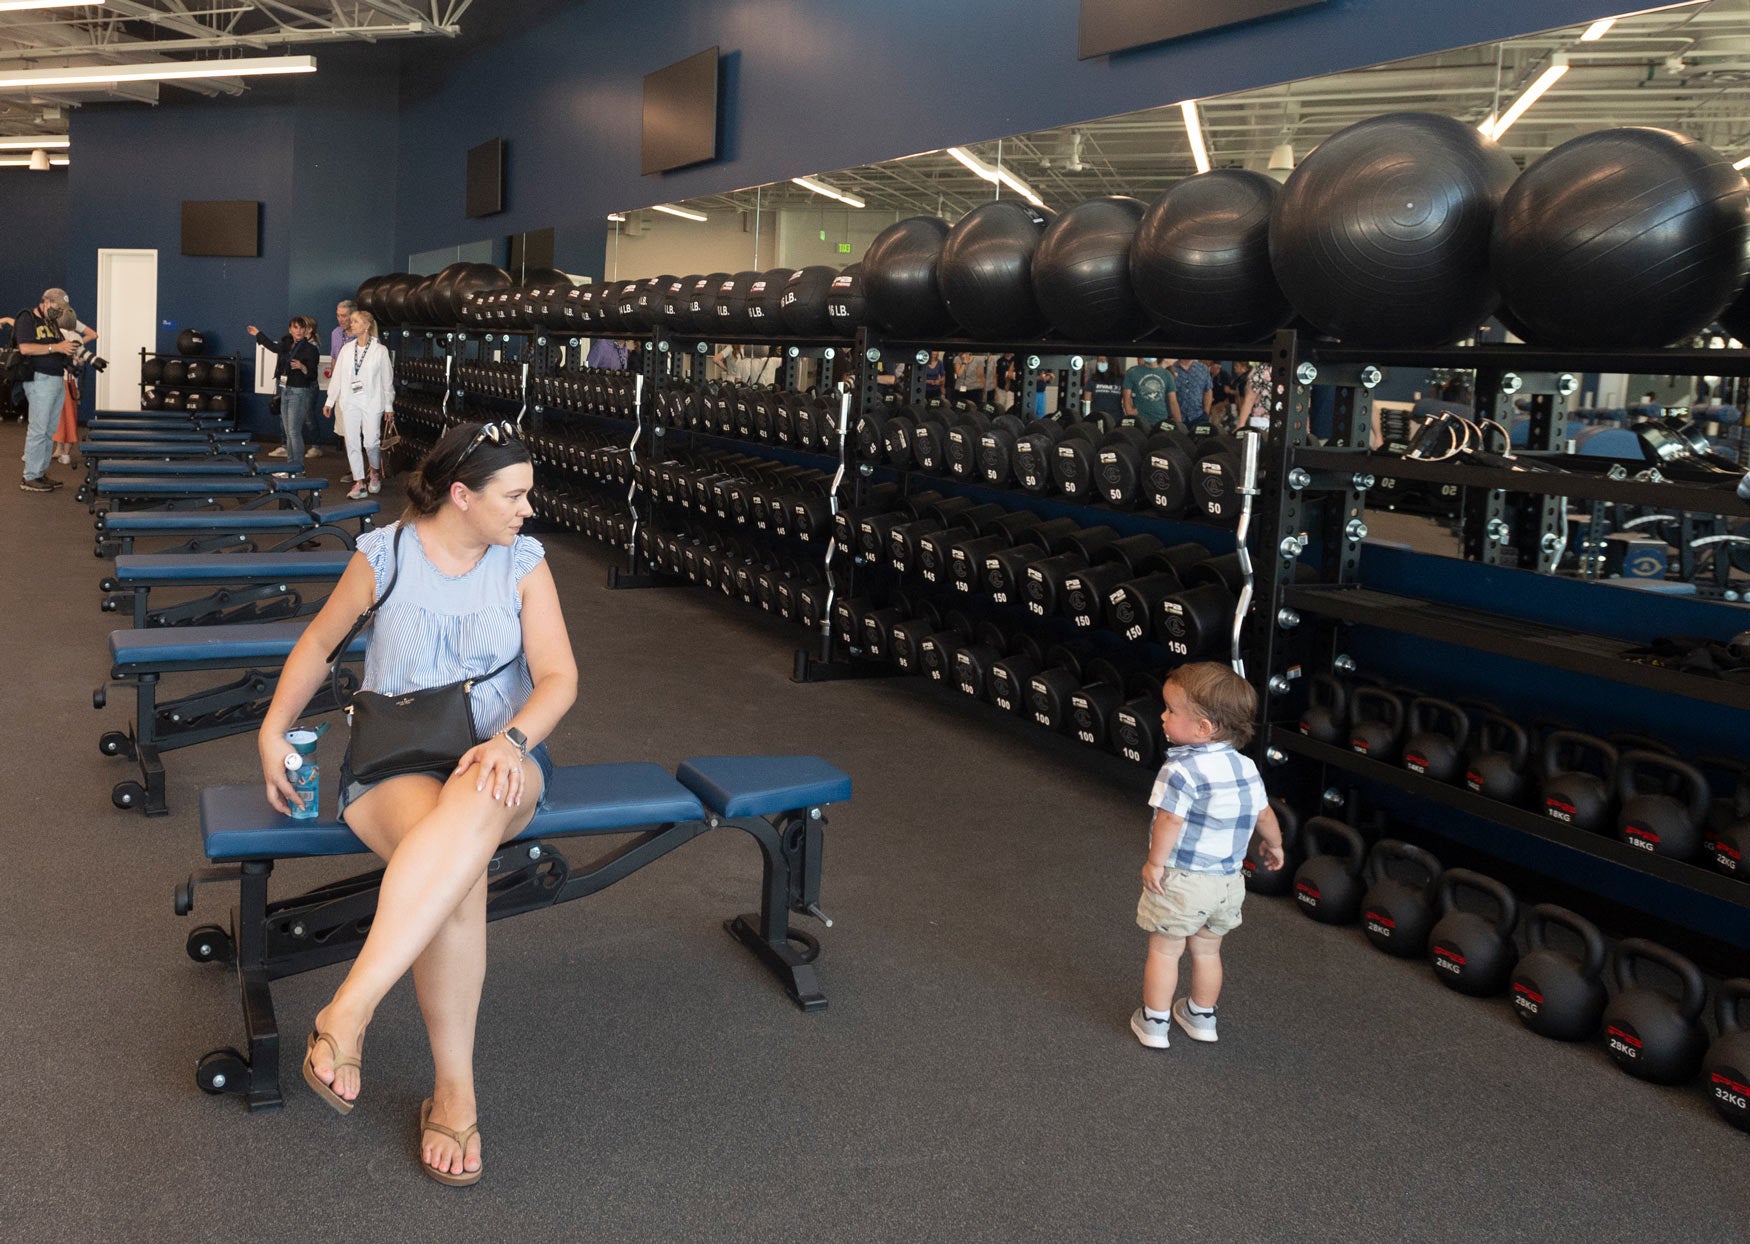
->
<box><xmin>1148</xmin><ymin>741</ymin><xmax>1266</xmax><ymax>874</ymax></box>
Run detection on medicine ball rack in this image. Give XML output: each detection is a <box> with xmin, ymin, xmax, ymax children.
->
<box><xmin>136</xmin><ymin>347</ymin><xmax>242</xmax><ymax>415</ymax></box>
<box><xmin>1245</xmin><ymin>329</ymin><xmax>1750</xmax><ymax>966</ymax></box>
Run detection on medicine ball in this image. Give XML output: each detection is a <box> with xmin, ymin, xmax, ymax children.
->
<box><xmin>1492</xmin><ymin>127</ymin><xmax>1750</xmax><ymax>348</ymax></box>
<box><xmin>206</xmin><ymin>393</ymin><xmax>232</xmax><ymax>414</ymax></box>
<box><xmin>778</xmin><ymin>265</ymin><xmax>839</xmax><ymax>337</ymax></box>
<box><xmin>176</xmin><ymin>328</ymin><xmax>208</xmax><ymax>356</ymax></box>
<box><xmin>824</xmin><ymin>264</ymin><xmax>866</xmax><ymax>334</ymax></box>
<box><xmin>141</xmin><ymin>357</ymin><xmax>164</xmax><ymax>385</ymax></box>
<box><xmin>747</xmin><ymin>268</ymin><xmax>794</xmax><ymax>334</ymax></box>
<box><xmin>1269</xmin><ymin>112</ymin><xmax>1516</xmax><ymax>346</ymax></box>
<box><xmin>938</xmin><ymin>201</ymin><xmax>1055</xmax><ymax>339</ymax></box>
<box><xmin>630</xmin><ymin>274</ymin><xmax>676</xmax><ymax>330</ymax></box>
<box><xmin>684</xmin><ymin>272</ymin><xmax>730</xmax><ymax>334</ymax></box>
<box><xmin>184</xmin><ymin>361</ymin><xmax>209</xmax><ymax>386</ymax></box>
<box><xmin>1134</xmin><ymin>171</ymin><xmax>1293</xmax><ymax>344</ymax></box>
<box><xmin>863</xmin><ymin>216</ymin><xmax>953</xmax><ymax>337</ymax></box>
<box><xmin>714</xmin><ymin>271</ymin><xmax>763</xmax><ymax>335</ymax></box>
<box><xmin>162</xmin><ymin>358</ymin><xmax>187</xmax><ymax>385</ymax></box>
<box><xmin>208</xmin><ymin>360</ymin><xmax>234</xmax><ymax>389</ymax></box>
<box><xmin>1027</xmin><ymin>196</ymin><xmax>1149</xmax><ymax>341</ymax></box>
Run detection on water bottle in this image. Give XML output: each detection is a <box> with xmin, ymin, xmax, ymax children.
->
<box><xmin>284</xmin><ymin>726</ymin><xmax>322</xmax><ymax>820</ymax></box>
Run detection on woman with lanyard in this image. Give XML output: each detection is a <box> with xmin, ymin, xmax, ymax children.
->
<box><xmin>325</xmin><ymin>308</ymin><xmax>395</xmax><ymax>499</ymax></box>
<box><xmin>247</xmin><ymin>315</ymin><xmax>320</xmax><ymax>476</ymax></box>
<box><xmin>256</xmin><ymin>419</ymin><xmax>578</xmax><ymax>1185</ymax></box>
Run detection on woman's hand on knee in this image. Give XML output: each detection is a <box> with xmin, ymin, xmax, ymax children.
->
<box><xmin>454</xmin><ymin>736</ymin><xmax>526</xmax><ymax>807</ymax></box>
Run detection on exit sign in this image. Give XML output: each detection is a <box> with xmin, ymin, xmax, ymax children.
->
<box><xmin>837</xmin><ymin>242</ymin><xmax>853</xmax><ymax>254</ymax></box>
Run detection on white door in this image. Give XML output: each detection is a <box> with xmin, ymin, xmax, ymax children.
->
<box><xmin>95</xmin><ymin>248</ymin><xmax>157</xmax><ymax>412</ymax></box>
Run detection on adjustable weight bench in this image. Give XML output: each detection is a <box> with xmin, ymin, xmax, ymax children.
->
<box><xmin>90</xmin><ymin>415</ymin><xmax>233</xmax><ymax>432</ymax></box>
<box><xmin>92</xmin><ymin>474</ymin><xmax>327</xmax><ymax>515</ymax></box>
<box><xmin>94</xmin><ymin>458</ymin><xmax>256</xmax><ymax>477</ymax></box>
<box><xmin>93</xmin><ymin>499</ymin><xmax>377</xmax><ymax>558</ymax></box>
<box><xmin>101</xmin><ymin>549</ymin><xmax>353</xmax><ymax>627</ymax></box>
<box><xmin>77</xmin><ymin>442</ymin><xmax>261</xmax><ymax>502</ymax></box>
<box><xmin>178</xmin><ymin>754</ymin><xmax>851</xmax><ymax>1109</ymax></box>
<box><xmin>95</xmin><ymin>619</ymin><xmax>366</xmax><ymax>816</ymax></box>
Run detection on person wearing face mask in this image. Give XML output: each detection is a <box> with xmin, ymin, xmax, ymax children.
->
<box><xmin>1085</xmin><ymin>356</ymin><xmax>1125</xmax><ymax>421</ymax></box>
<box><xmin>1123</xmin><ymin>356</ymin><xmax>1177</xmax><ymax>428</ymax></box>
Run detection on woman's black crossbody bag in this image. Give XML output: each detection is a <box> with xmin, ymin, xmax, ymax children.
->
<box><xmin>326</xmin><ymin>526</ymin><xmax>519</xmax><ymax>784</ymax></box>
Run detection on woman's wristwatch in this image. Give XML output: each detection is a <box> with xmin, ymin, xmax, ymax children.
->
<box><xmin>499</xmin><ymin>726</ymin><xmax>529</xmax><ymax>761</ymax></box>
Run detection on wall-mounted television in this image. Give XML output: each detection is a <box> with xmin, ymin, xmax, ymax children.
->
<box><xmin>642</xmin><ymin>47</ymin><xmax>719</xmax><ymax>175</ymax></box>
<box><xmin>466</xmin><ymin>138</ymin><xmax>505</xmax><ymax>218</ymax></box>
<box><xmin>180</xmin><ymin>200</ymin><xmax>260</xmax><ymax>257</ymax></box>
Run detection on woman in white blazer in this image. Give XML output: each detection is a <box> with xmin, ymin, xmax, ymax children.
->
<box><xmin>325</xmin><ymin>308</ymin><xmax>396</xmax><ymax>498</ymax></box>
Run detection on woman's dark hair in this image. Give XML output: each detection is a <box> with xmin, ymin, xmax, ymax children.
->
<box><xmin>402</xmin><ymin>421</ymin><xmax>531</xmax><ymax>521</ymax></box>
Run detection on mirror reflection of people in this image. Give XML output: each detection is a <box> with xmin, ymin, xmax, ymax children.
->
<box><xmin>1123</xmin><ymin>356</ymin><xmax>1177</xmax><ymax>429</ymax></box>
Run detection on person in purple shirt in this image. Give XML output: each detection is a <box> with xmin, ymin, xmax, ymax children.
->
<box><xmin>587</xmin><ymin>337</ymin><xmax>628</xmax><ymax>370</ymax></box>
<box><xmin>330</xmin><ymin>299</ymin><xmax>356</xmax><ymax>361</ymax></box>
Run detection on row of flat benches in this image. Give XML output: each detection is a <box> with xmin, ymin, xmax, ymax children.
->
<box><xmin>82</xmin><ymin>404</ymin><xmax>850</xmax><ymax>1109</ymax></box>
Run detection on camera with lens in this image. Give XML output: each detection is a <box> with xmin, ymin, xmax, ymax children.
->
<box><xmin>74</xmin><ymin>346</ymin><xmax>107</xmax><ymax>372</ymax></box>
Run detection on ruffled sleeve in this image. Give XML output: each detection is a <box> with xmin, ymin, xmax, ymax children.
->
<box><xmin>510</xmin><ymin>534</ymin><xmax>546</xmax><ymax>581</ymax></box>
<box><xmin>355</xmin><ymin>521</ymin><xmax>401</xmax><ymax>596</ymax></box>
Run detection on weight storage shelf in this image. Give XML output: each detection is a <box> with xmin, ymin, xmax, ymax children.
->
<box><xmin>1268</xmin><ymin>729</ymin><xmax>1750</xmax><ymax>907</ymax></box>
<box><xmin>1280</xmin><ymin>583</ymin><xmax>1750</xmax><ymax>712</ymax></box>
<box><xmin>1293</xmin><ymin>445</ymin><xmax>1750</xmax><ymax>518</ymax></box>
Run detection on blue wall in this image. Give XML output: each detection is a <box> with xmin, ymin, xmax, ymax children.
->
<box><xmin>390</xmin><ymin>0</ymin><xmax>1623</xmax><ymax>280</ymax></box>
<box><xmin>0</xmin><ymin>167</ymin><xmax>69</xmax><ymax>319</ymax></box>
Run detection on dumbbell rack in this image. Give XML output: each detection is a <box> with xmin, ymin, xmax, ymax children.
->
<box><xmin>1246</xmin><ymin>329</ymin><xmax>1750</xmax><ymax>973</ymax></box>
<box><xmin>137</xmin><ymin>347</ymin><xmax>242</xmax><ymax>415</ymax></box>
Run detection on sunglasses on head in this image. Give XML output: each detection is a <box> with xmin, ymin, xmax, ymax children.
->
<box><xmin>454</xmin><ymin>420</ymin><xmax>521</xmax><ymax>471</ymax></box>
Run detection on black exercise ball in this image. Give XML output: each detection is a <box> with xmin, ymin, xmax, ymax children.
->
<box><xmin>938</xmin><ymin>202</ymin><xmax>1055</xmax><ymax>339</ymax></box>
<box><xmin>386</xmin><ymin>274</ymin><xmax>422</xmax><ymax>326</ymax></box>
<box><xmin>747</xmin><ymin>268</ymin><xmax>794</xmax><ymax>334</ymax></box>
<box><xmin>863</xmin><ymin>216</ymin><xmax>953</xmax><ymax>337</ymax></box>
<box><xmin>449</xmin><ymin>263</ymin><xmax>513</xmax><ymax>324</ymax></box>
<box><xmin>354</xmin><ymin>275</ymin><xmax>383</xmax><ymax>317</ymax></box>
<box><xmin>824</xmin><ymin>264</ymin><xmax>866</xmax><ymax>335</ymax></box>
<box><xmin>714</xmin><ymin>271</ymin><xmax>762</xmax><ymax>335</ymax></box>
<box><xmin>141</xmin><ymin>357</ymin><xmax>164</xmax><ymax>385</ymax></box>
<box><xmin>208</xmin><ymin>361</ymin><xmax>235</xmax><ymax>388</ymax></box>
<box><xmin>1030</xmin><ymin>195</ymin><xmax>1149</xmax><ymax>341</ymax></box>
<box><xmin>1493</xmin><ymin>127</ymin><xmax>1750</xmax><ymax>349</ymax></box>
<box><xmin>1133</xmin><ymin>171</ymin><xmax>1293</xmax><ymax>344</ymax></box>
<box><xmin>176</xmin><ymin>328</ymin><xmax>208</xmax><ymax>355</ymax></box>
<box><xmin>162</xmin><ymin>359</ymin><xmax>187</xmax><ymax>385</ymax></box>
<box><xmin>184</xmin><ymin>361</ymin><xmax>209</xmax><ymax>386</ymax></box>
<box><xmin>1269</xmin><ymin>112</ymin><xmax>1516</xmax><ymax>346</ymax></box>
<box><xmin>683</xmin><ymin>272</ymin><xmax>729</xmax><ymax>334</ymax></box>
<box><xmin>206</xmin><ymin>393</ymin><xmax>232</xmax><ymax>414</ymax></box>
<box><xmin>779</xmin><ymin>265</ymin><xmax>840</xmax><ymax>336</ymax></box>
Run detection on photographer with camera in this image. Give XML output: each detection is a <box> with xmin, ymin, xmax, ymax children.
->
<box><xmin>16</xmin><ymin>288</ymin><xmax>78</xmax><ymax>492</ymax></box>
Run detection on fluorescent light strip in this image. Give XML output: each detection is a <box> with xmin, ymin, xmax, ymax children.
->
<box><xmin>0</xmin><ymin>135</ymin><xmax>67</xmax><ymax>149</ymax></box>
<box><xmin>792</xmin><ymin>175</ymin><xmax>866</xmax><ymax>209</ymax></box>
<box><xmin>650</xmin><ymin>203</ymin><xmax>707</xmax><ymax>222</ymax></box>
<box><xmin>1483</xmin><ymin>59</ymin><xmax>1569</xmax><ymax>140</ymax></box>
<box><xmin>0</xmin><ymin>1</ymin><xmax>106</xmax><ymax>10</ymax></box>
<box><xmin>1180</xmin><ymin>99</ymin><xmax>1210</xmax><ymax>173</ymax></box>
<box><xmin>944</xmin><ymin>145</ymin><xmax>1045</xmax><ymax>208</ymax></box>
<box><xmin>1579</xmin><ymin>17</ymin><xmax>1615</xmax><ymax>42</ymax></box>
<box><xmin>0</xmin><ymin>54</ymin><xmax>315</xmax><ymax>90</ymax></box>
<box><xmin>1477</xmin><ymin>113</ymin><xmax>1497</xmax><ymax>136</ymax></box>
<box><xmin>1734</xmin><ymin>156</ymin><xmax>1750</xmax><ymax>171</ymax></box>
<box><xmin>0</xmin><ymin>154</ymin><xmax>67</xmax><ymax>166</ymax></box>
<box><xmin>606</xmin><ymin>213</ymin><xmax>626</xmax><ymax>222</ymax></box>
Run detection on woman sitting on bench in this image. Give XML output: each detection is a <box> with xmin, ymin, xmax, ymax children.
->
<box><xmin>255</xmin><ymin>419</ymin><xmax>577</xmax><ymax>1186</ymax></box>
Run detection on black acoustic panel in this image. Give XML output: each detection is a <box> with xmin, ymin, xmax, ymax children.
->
<box><xmin>1078</xmin><ymin>0</ymin><xmax>1325</xmax><ymax>59</ymax></box>
<box><xmin>466</xmin><ymin>138</ymin><xmax>505</xmax><ymax>218</ymax></box>
<box><xmin>180</xmin><ymin>201</ymin><xmax>260</xmax><ymax>257</ymax></box>
<box><xmin>510</xmin><ymin>227</ymin><xmax>555</xmax><ymax>273</ymax></box>
<box><xmin>642</xmin><ymin>47</ymin><xmax>719</xmax><ymax>175</ymax></box>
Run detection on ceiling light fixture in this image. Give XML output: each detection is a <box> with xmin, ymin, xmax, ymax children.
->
<box><xmin>1482</xmin><ymin>56</ymin><xmax>1568</xmax><ymax>141</ymax></box>
<box><xmin>606</xmin><ymin>213</ymin><xmax>626</xmax><ymax>222</ymax></box>
<box><xmin>0</xmin><ymin>153</ymin><xmax>67</xmax><ymax>167</ymax></box>
<box><xmin>1180</xmin><ymin>100</ymin><xmax>1211</xmax><ymax>174</ymax></box>
<box><xmin>0</xmin><ymin>1</ymin><xmax>108</xmax><ymax>11</ymax></box>
<box><xmin>1734</xmin><ymin>156</ymin><xmax>1750</xmax><ymax>171</ymax></box>
<box><xmin>1477</xmin><ymin>113</ymin><xmax>1497</xmax><ymax>136</ymax></box>
<box><xmin>792</xmin><ymin>175</ymin><xmax>866</xmax><ymax>209</ymax></box>
<box><xmin>0</xmin><ymin>54</ymin><xmax>316</xmax><ymax>91</ymax></box>
<box><xmin>944</xmin><ymin>145</ymin><xmax>1046</xmax><ymax>208</ymax></box>
<box><xmin>0</xmin><ymin>134</ymin><xmax>67</xmax><ymax>149</ymax></box>
<box><xmin>651</xmin><ymin>203</ymin><xmax>707</xmax><ymax>222</ymax></box>
<box><xmin>1579</xmin><ymin>18</ymin><xmax>1615</xmax><ymax>42</ymax></box>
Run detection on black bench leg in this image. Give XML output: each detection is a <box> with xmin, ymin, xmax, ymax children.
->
<box><xmin>726</xmin><ymin>915</ymin><xmax>826</xmax><ymax>1012</ymax></box>
<box><xmin>723</xmin><ymin>810</ymin><xmax>829</xmax><ymax>1012</ymax></box>
<box><xmin>187</xmin><ymin>863</ymin><xmax>283</xmax><ymax>1109</ymax></box>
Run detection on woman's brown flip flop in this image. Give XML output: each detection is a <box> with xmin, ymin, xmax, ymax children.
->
<box><xmin>302</xmin><ymin>1030</ymin><xmax>361</xmax><ymax>1115</ymax></box>
<box><xmin>418</xmin><ymin>1097</ymin><xmax>483</xmax><ymax>1187</ymax></box>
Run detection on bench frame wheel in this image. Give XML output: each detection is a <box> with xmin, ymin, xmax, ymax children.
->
<box><xmin>112</xmin><ymin>780</ymin><xmax>144</xmax><ymax>810</ymax></box>
<box><xmin>186</xmin><ymin>924</ymin><xmax>234</xmax><ymax>964</ymax></box>
<box><xmin>195</xmin><ymin>1047</ymin><xmax>250</xmax><ymax>1096</ymax></box>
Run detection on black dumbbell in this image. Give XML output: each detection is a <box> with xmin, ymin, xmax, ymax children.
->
<box><xmin>1142</xmin><ymin>427</ymin><xmax>1199</xmax><ymax>517</ymax></box>
<box><xmin>1059</xmin><ymin>534</ymin><xmax>1178</xmax><ymax>630</ymax></box>
<box><xmin>944</xmin><ymin>407</ymin><xmax>992</xmax><ymax>480</ymax></box>
<box><xmin>915</xmin><ymin>503</ymin><xmax>1008</xmax><ymax>586</ymax></box>
<box><xmin>1023</xmin><ymin>525</ymin><xmax>1121</xmax><ymax>618</ymax></box>
<box><xmin>920</xmin><ymin>607</ymin><xmax>983</xmax><ymax>684</ymax></box>
<box><xmin>984</xmin><ymin>517</ymin><xmax>1084</xmax><ymax>606</ymax></box>
<box><xmin>909</xmin><ymin>400</ymin><xmax>953</xmax><ymax>474</ymax></box>
<box><xmin>1012</xmin><ymin>418</ymin><xmax>1069</xmax><ymax>496</ymax></box>
<box><xmin>889</xmin><ymin>497</ymin><xmax>991</xmax><ymax>575</ymax></box>
<box><xmin>1026</xmin><ymin>641</ymin><xmax>1099</xmax><ymax>732</ymax></box>
<box><xmin>1071</xmin><ymin>661</ymin><xmax>1158</xmax><ymax>749</ymax></box>
<box><xmin>977</xmin><ymin>414</ymin><xmax>1030</xmax><ymax>487</ymax></box>
<box><xmin>1192</xmin><ymin>434</ymin><xmax>1246</xmax><ymax>526</ymax></box>
<box><xmin>1093</xmin><ymin>426</ymin><xmax>1152</xmax><ymax>509</ymax></box>
<box><xmin>1112</xmin><ymin>688</ymin><xmax>1168</xmax><ymax>767</ymax></box>
<box><xmin>948</xmin><ymin>510</ymin><xmax>1043</xmax><ymax>594</ymax></box>
<box><xmin>1049</xmin><ymin>420</ymin><xmax>1110</xmax><ymax>501</ymax></box>
<box><xmin>1157</xmin><ymin>556</ymin><xmax>1242</xmax><ymax>660</ymax></box>
<box><xmin>951</xmin><ymin>616</ymin><xmax>1034</xmax><ymax>701</ymax></box>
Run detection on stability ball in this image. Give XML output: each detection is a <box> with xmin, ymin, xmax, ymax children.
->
<box><xmin>1134</xmin><ymin>170</ymin><xmax>1292</xmax><ymax>344</ymax></box>
<box><xmin>938</xmin><ymin>201</ymin><xmax>1055</xmax><ymax>339</ymax></box>
<box><xmin>779</xmin><ymin>265</ymin><xmax>840</xmax><ymax>336</ymax></box>
<box><xmin>1493</xmin><ymin>127</ymin><xmax>1750</xmax><ymax>348</ymax></box>
<box><xmin>1031</xmin><ymin>196</ymin><xmax>1150</xmax><ymax>341</ymax></box>
<box><xmin>824</xmin><ymin>264</ymin><xmax>866</xmax><ymax>334</ymax></box>
<box><xmin>1269</xmin><ymin>112</ymin><xmax>1516</xmax><ymax>346</ymax></box>
<box><xmin>862</xmin><ymin>216</ymin><xmax>953</xmax><ymax>337</ymax></box>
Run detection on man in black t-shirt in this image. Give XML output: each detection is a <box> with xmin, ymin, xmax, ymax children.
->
<box><xmin>17</xmin><ymin>286</ymin><xmax>76</xmax><ymax>491</ymax></box>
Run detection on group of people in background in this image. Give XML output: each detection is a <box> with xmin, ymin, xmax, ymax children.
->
<box><xmin>248</xmin><ymin>298</ymin><xmax>394</xmax><ymax>499</ymax></box>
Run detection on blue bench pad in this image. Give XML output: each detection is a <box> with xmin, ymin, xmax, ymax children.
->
<box><xmin>113</xmin><ymin>550</ymin><xmax>355</xmax><ymax>583</ymax></box>
<box><xmin>101</xmin><ymin>501</ymin><xmax>377</xmax><ymax>531</ymax></box>
<box><xmin>676</xmin><ymin>755</ymin><xmax>851</xmax><ymax>817</ymax></box>
<box><xmin>201</xmin><ymin>762</ymin><xmax>709</xmax><ymax>860</ymax></box>
<box><xmin>110</xmin><ymin>619</ymin><xmax>367</xmax><ymax>668</ymax></box>
<box><xmin>79</xmin><ymin>442</ymin><xmax>260</xmax><ymax>456</ymax></box>
<box><xmin>97</xmin><ymin>476</ymin><xmax>326</xmax><ymax>495</ymax></box>
<box><xmin>95</xmin><ymin>459</ymin><xmax>253</xmax><ymax>475</ymax></box>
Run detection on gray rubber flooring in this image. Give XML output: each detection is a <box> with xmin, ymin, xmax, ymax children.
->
<box><xmin>0</xmin><ymin>419</ymin><xmax>1741</xmax><ymax>1243</ymax></box>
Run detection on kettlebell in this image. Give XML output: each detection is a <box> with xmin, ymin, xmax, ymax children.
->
<box><xmin>1704</xmin><ymin>978</ymin><xmax>1750</xmax><ymax>1131</ymax></box>
<box><xmin>1360</xmin><ymin>839</ymin><xmax>1443</xmax><ymax>958</ymax></box>
<box><xmin>1427</xmin><ymin>869</ymin><xmax>1518</xmax><ymax>996</ymax></box>
<box><xmin>1347</xmin><ymin>686</ymin><xmax>1403</xmax><ymax>764</ymax></box>
<box><xmin>1602</xmin><ymin>938</ymin><xmax>1708</xmax><ymax>1085</ymax></box>
<box><xmin>1509</xmin><ymin>904</ymin><xmax>1607</xmax><ymax>1041</ymax></box>
<box><xmin>1292</xmin><ymin>817</ymin><xmax>1367</xmax><ymax>925</ymax></box>
<box><xmin>1541</xmin><ymin>731</ymin><xmax>1618</xmax><ymax>834</ymax></box>
<box><xmin>1615</xmin><ymin>750</ymin><xmax>1710</xmax><ymax>861</ymax></box>
<box><xmin>1401</xmin><ymin>698</ymin><xmax>1470</xmax><ymax>784</ymax></box>
<box><xmin>1464</xmin><ymin>713</ymin><xmax>1530</xmax><ymax>805</ymax></box>
<box><xmin>1298</xmin><ymin>675</ymin><xmax>1348</xmax><ymax>745</ymax></box>
<box><xmin>1711</xmin><ymin>780</ymin><xmax>1750</xmax><ymax>880</ymax></box>
<box><xmin>1243</xmin><ymin>796</ymin><xmax>1301</xmax><ymax>897</ymax></box>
